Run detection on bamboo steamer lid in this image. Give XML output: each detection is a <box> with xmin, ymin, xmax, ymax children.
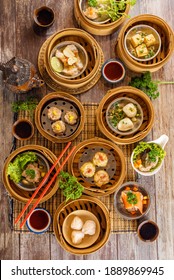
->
<box><xmin>116</xmin><ymin>14</ymin><xmax>174</xmax><ymax>73</ymax></box>
<box><xmin>53</xmin><ymin>196</ymin><xmax>111</xmax><ymax>255</ymax></box>
<box><xmin>96</xmin><ymin>86</ymin><xmax>154</xmax><ymax>145</ymax></box>
<box><xmin>35</xmin><ymin>92</ymin><xmax>85</xmax><ymax>143</ymax></box>
<box><xmin>68</xmin><ymin>137</ymin><xmax>126</xmax><ymax>196</ymax></box>
<box><xmin>44</xmin><ymin>28</ymin><xmax>103</xmax><ymax>87</ymax></box>
<box><xmin>74</xmin><ymin>0</ymin><xmax>130</xmax><ymax>36</ymax></box>
<box><xmin>2</xmin><ymin>145</ymin><xmax>59</xmax><ymax>203</ymax></box>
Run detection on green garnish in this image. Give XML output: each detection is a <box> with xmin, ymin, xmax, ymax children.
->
<box><xmin>25</xmin><ymin>169</ymin><xmax>36</xmax><ymax>179</ymax></box>
<box><xmin>127</xmin><ymin>191</ymin><xmax>138</xmax><ymax>205</ymax></box>
<box><xmin>59</xmin><ymin>171</ymin><xmax>84</xmax><ymax>202</ymax></box>
<box><xmin>129</xmin><ymin>71</ymin><xmax>174</xmax><ymax>100</ymax></box>
<box><xmin>12</xmin><ymin>97</ymin><xmax>38</xmax><ymax>112</ymax></box>
<box><xmin>87</xmin><ymin>0</ymin><xmax>137</xmax><ymax>22</ymax></box>
<box><xmin>7</xmin><ymin>152</ymin><xmax>37</xmax><ymax>183</ymax></box>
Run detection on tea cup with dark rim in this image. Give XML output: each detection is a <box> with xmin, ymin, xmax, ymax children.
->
<box><xmin>12</xmin><ymin>119</ymin><xmax>34</xmax><ymax>141</ymax></box>
<box><xmin>137</xmin><ymin>219</ymin><xmax>159</xmax><ymax>242</ymax></box>
<box><xmin>33</xmin><ymin>6</ymin><xmax>55</xmax><ymax>34</ymax></box>
<box><xmin>101</xmin><ymin>59</ymin><xmax>126</xmax><ymax>84</ymax></box>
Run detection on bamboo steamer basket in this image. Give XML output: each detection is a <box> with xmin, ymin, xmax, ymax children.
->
<box><xmin>96</xmin><ymin>86</ymin><xmax>154</xmax><ymax>145</ymax></box>
<box><xmin>68</xmin><ymin>138</ymin><xmax>126</xmax><ymax>196</ymax></box>
<box><xmin>53</xmin><ymin>196</ymin><xmax>110</xmax><ymax>255</ymax></box>
<box><xmin>2</xmin><ymin>145</ymin><xmax>59</xmax><ymax>203</ymax></box>
<box><xmin>44</xmin><ymin>28</ymin><xmax>104</xmax><ymax>89</ymax></box>
<box><xmin>35</xmin><ymin>92</ymin><xmax>85</xmax><ymax>143</ymax></box>
<box><xmin>116</xmin><ymin>14</ymin><xmax>174</xmax><ymax>73</ymax></box>
<box><xmin>74</xmin><ymin>0</ymin><xmax>130</xmax><ymax>36</ymax></box>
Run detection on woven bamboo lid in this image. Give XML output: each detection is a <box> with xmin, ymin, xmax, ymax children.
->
<box><xmin>96</xmin><ymin>86</ymin><xmax>154</xmax><ymax>145</ymax></box>
<box><xmin>2</xmin><ymin>145</ymin><xmax>59</xmax><ymax>203</ymax></box>
<box><xmin>116</xmin><ymin>14</ymin><xmax>174</xmax><ymax>72</ymax></box>
<box><xmin>68</xmin><ymin>137</ymin><xmax>126</xmax><ymax>196</ymax></box>
<box><xmin>53</xmin><ymin>196</ymin><xmax>111</xmax><ymax>255</ymax></box>
<box><xmin>35</xmin><ymin>91</ymin><xmax>85</xmax><ymax>143</ymax></box>
<box><xmin>74</xmin><ymin>0</ymin><xmax>130</xmax><ymax>36</ymax></box>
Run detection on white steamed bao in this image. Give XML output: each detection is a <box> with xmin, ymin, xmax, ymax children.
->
<box><xmin>82</xmin><ymin>220</ymin><xmax>96</xmax><ymax>235</ymax></box>
<box><xmin>117</xmin><ymin>117</ymin><xmax>134</xmax><ymax>131</ymax></box>
<box><xmin>71</xmin><ymin>216</ymin><xmax>84</xmax><ymax>230</ymax></box>
<box><xmin>71</xmin><ymin>230</ymin><xmax>85</xmax><ymax>244</ymax></box>
<box><xmin>123</xmin><ymin>103</ymin><xmax>137</xmax><ymax>118</ymax></box>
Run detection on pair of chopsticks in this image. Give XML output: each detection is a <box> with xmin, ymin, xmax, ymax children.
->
<box><xmin>15</xmin><ymin>141</ymin><xmax>76</xmax><ymax>228</ymax></box>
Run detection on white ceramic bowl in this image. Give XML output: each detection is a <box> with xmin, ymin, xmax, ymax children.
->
<box><xmin>131</xmin><ymin>134</ymin><xmax>168</xmax><ymax>176</ymax></box>
<box><xmin>124</xmin><ymin>24</ymin><xmax>161</xmax><ymax>62</ymax></box>
<box><xmin>26</xmin><ymin>208</ymin><xmax>51</xmax><ymax>234</ymax></box>
<box><xmin>101</xmin><ymin>59</ymin><xmax>126</xmax><ymax>84</ymax></box>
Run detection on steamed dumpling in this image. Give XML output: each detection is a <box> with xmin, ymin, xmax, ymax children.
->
<box><xmin>123</xmin><ymin>103</ymin><xmax>137</xmax><ymax>118</ymax></box>
<box><xmin>71</xmin><ymin>230</ymin><xmax>85</xmax><ymax>244</ymax></box>
<box><xmin>64</xmin><ymin>111</ymin><xmax>78</xmax><ymax>125</ymax></box>
<box><xmin>94</xmin><ymin>170</ymin><xmax>109</xmax><ymax>187</ymax></box>
<box><xmin>47</xmin><ymin>107</ymin><xmax>62</xmax><ymax>121</ymax></box>
<box><xmin>82</xmin><ymin>220</ymin><xmax>96</xmax><ymax>235</ymax></box>
<box><xmin>71</xmin><ymin>216</ymin><xmax>83</xmax><ymax>230</ymax></box>
<box><xmin>117</xmin><ymin>117</ymin><xmax>134</xmax><ymax>131</ymax></box>
<box><xmin>93</xmin><ymin>152</ymin><xmax>108</xmax><ymax>167</ymax></box>
<box><xmin>80</xmin><ymin>162</ymin><xmax>96</xmax><ymax>178</ymax></box>
<box><xmin>51</xmin><ymin>120</ymin><xmax>66</xmax><ymax>134</ymax></box>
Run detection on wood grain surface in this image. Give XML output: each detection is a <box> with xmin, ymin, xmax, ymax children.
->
<box><xmin>0</xmin><ymin>0</ymin><xmax>174</xmax><ymax>260</ymax></box>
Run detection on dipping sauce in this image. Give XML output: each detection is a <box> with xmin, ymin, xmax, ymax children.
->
<box><xmin>27</xmin><ymin>208</ymin><xmax>51</xmax><ymax>233</ymax></box>
<box><xmin>102</xmin><ymin>59</ymin><xmax>125</xmax><ymax>83</ymax></box>
<box><xmin>12</xmin><ymin>119</ymin><xmax>34</xmax><ymax>140</ymax></box>
<box><xmin>34</xmin><ymin>6</ymin><xmax>55</xmax><ymax>28</ymax></box>
<box><xmin>138</xmin><ymin>220</ymin><xmax>159</xmax><ymax>242</ymax></box>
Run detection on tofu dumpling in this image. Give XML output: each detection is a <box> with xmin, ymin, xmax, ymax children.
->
<box><xmin>80</xmin><ymin>162</ymin><xmax>96</xmax><ymax>178</ymax></box>
<box><xmin>93</xmin><ymin>152</ymin><xmax>108</xmax><ymax>167</ymax></box>
<box><xmin>71</xmin><ymin>216</ymin><xmax>83</xmax><ymax>230</ymax></box>
<box><xmin>144</xmin><ymin>34</ymin><xmax>156</xmax><ymax>47</ymax></box>
<box><xmin>123</xmin><ymin>103</ymin><xmax>137</xmax><ymax>118</ymax></box>
<box><xmin>47</xmin><ymin>107</ymin><xmax>62</xmax><ymax>121</ymax></box>
<box><xmin>64</xmin><ymin>111</ymin><xmax>78</xmax><ymax>125</ymax></box>
<box><xmin>117</xmin><ymin>118</ymin><xmax>134</xmax><ymax>131</ymax></box>
<box><xmin>130</xmin><ymin>33</ymin><xmax>144</xmax><ymax>48</ymax></box>
<box><xmin>136</xmin><ymin>43</ymin><xmax>148</xmax><ymax>58</ymax></box>
<box><xmin>94</xmin><ymin>170</ymin><xmax>109</xmax><ymax>187</ymax></box>
<box><xmin>51</xmin><ymin>120</ymin><xmax>66</xmax><ymax>134</ymax></box>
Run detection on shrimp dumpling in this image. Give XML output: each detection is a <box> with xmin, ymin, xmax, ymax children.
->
<box><xmin>123</xmin><ymin>103</ymin><xmax>137</xmax><ymax>118</ymax></box>
<box><xmin>71</xmin><ymin>230</ymin><xmax>85</xmax><ymax>244</ymax></box>
<box><xmin>84</xmin><ymin>7</ymin><xmax>98</xmax><ymax>20</ymax></box>
<box><xmin>117</xmin><ymin>118</ymin><xmax>134</xmax><ymax>131</ymax></box>
<box><xmin>94</xmin><ymin>170</ymin><xmax>109</xmax><ymax>187</ymax></box>
<box><xmin>71</xmin><ymin>216</ymin><xmax>83</xmax><ymax>230</ymax></box>
<box><xmin>47</xmin><ymin>107</ymin><xmax>62</xmax><ymax>121</ymax></box>
<box><xmin>82</xmin><ymin>220</ymin><xmax>96</xmax><ymax>235</ymax></box>
<box><xmin>93</xmin><ymin>152</ymin><xmax>108</xmax><ymax>167</ymax></box>
<box><xmin>80</xmin><ymin>162</ymin><xmax>96</xmax><ymax>178</ymax></box>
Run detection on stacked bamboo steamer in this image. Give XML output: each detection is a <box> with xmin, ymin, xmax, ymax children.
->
<box><xmin>74</xmin><ymin>0</ymin><xmax>130</xmax><ymax>36</ymax></box>
<box><xmin>96</xmin><ymin>86</ymin><xmax>155</xmax><ymax>145</ymax></box>
<box><xmin>53</xmin><ymin>196</ymin><xmax>111</xmax><ymax>255</ymax></box>
<box><xmin>116</xmin><ymin>14</ymin><xmax>174</xmax><ymax>72</ymax></box>
<box><xmin>2</xmin><ymin>145</ymin><xmax>59</xmax><ymax>203</ymax></box>
<box><xmin>38</xmin><ymin>28</ymin><xmax>104</xmax><ymax>94</ymax></box>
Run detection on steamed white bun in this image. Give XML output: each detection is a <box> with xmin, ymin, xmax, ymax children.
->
<box><xmin>82</xmin><ymin>220</ymin><xmax>96</xmax><ymax>235</ymax></box>
<box><xmin>71</xmin><ymin>216</ymin><xmax>83</xmax><ymax>230</ymax></box>
<box><xmin>71</xmin><ymin>230</ymin><xmax>85</xmax><ymax>244</ymax></box>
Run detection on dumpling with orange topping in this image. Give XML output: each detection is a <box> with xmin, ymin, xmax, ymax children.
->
<box><xmin>47</xmin><ymin>107</ymin><xmax>62</xmax><ymax>121</ymax></box>
<box><xmin>51</xmin><ymin>120</ymin><xmax>66</xmax><ymax>135</ymax></box>
<box><xmin>80</xmin><ymin>162</ymin><xmax>96</xmax><ymax>178</ymax></box>
<box><xmin>93</xmin><ymin>152</ymin><xmax>108</xmax><ymax>167</ymax></box>
<box><xmin>64</xmin><ymin>111</ymin><xmax>78</xmax><ymax>125</ymax></box>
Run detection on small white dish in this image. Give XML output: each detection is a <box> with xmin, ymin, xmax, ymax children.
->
<box><xmin>131</xmin><ymin>134</ymin><xmax>168</xmax><ymax>176</ymax></box>
<box><xmin>26</xmin><ymin>208</ymin><xmax>51</xmax><ymax>234</ymax></box>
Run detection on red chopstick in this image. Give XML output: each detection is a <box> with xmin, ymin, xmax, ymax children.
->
<box><xmin>19</xmin><ymin>145</ymin><xmax>76</xmax><ymax>228</ymax></box>
<box><xmin>14</xmin><ymin>141</ymin><xmax>72</xmax><ymax>225</ymax></box>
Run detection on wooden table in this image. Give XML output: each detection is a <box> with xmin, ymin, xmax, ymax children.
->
<box><xmin>0</xmin><ymin>0</ymin><xmax>174</xmax><ymax>260</ymax></box>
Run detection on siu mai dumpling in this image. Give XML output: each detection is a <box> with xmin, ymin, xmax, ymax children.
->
<box><xmin>47</xmin><ymin>107</ymin><xmax>62</xmax><ymax>121</ymax></box>
<box><xmin>117</xmin><ymin>118</ymin><xmax>134</xmax><ymax>131</ymax></box>
<box><xmin>123</xmin><ymin>103</ymin><xmax>137</xmax><ymax>118</ymax></box>
<box><xmin>80</xmin><ymin>162</ymin><xmax>96</xmax><ymax>178</ymax></box>
<box><xmin>64</xmin><ymin>111</ymin><xmax>78</xmax><ymax>125</ymax></box>
<box><xmin>93</xmin><ymin>152</ymin><xmax>108</xmax><ymax>167</ymax></box>
<box><xmin>51</xmin><ymin>120</ymin><xmax>66</xmax><ymax>134</ymax></box>
<box><xmin>94</xmin><ymin>170</ymin><xmax>109</xmax><ymax>187</ymax></box>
